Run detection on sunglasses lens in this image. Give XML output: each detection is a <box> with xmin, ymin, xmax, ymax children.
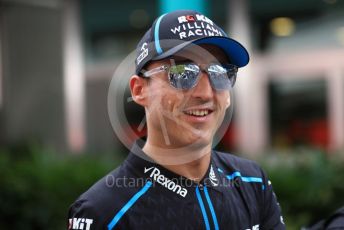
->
<box><xmin>208</xmin><ymin>64</ymin><xmax>237</xmax><ymax>90</ymax></box>
<box><xmin>167</xmin><ymin>63</ymin><xmax>237</xmax><ymax>90</ymax></box>
<box><xmin>169</xmin><ymin>64</ymin><xmax>200</xmax><ymax>89</ymax></box>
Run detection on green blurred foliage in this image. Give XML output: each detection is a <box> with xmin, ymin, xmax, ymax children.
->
<box><xmin>0</xmin><ymin>144</ymin><xmax>343</xmax><ymax>229</ymax></box>
<box><xmin>0</xmin><ymin>144</ymin><xmax>125</xmax><ymax>230</ymax></box>
<box><xmin>259</xmin><ymin>149</ymin><xmax>344</xmax><ymax>230</ymax></box>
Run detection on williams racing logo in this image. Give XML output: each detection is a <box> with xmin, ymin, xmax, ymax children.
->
<box><xmin>171</xmin><ymin>14</ymin><xmax>223</xmax><ymax>40</ymax></box>
<box><xmin>144</xmin><ymin>166</ymin><xmax>188</xmax><ymax>197</ymax></box>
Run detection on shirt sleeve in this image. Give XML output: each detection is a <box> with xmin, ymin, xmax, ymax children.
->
<box><xmin>67</xmin><ymin>199</ymin><xmax>101</xmax><ymax>230</ymax></box>
<box><xmin>260</xmin><ymin>169</ymin><xmax>286</xmax><ymax>230</ymax></box>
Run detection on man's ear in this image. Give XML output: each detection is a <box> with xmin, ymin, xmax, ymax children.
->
<box><xmin>130</xmin><ymin>75</ymin><xmax>149</xmax><ymax>107</ymax></box>
<box><xmin>225</xmin><ymin>95</ymin><xmax>231</xmax><ymax>109</ymax></box>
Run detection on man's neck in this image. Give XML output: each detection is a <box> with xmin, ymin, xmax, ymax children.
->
<box><xmin>142</xmin><ymin>139</ymin><xmax>212</xmax><ymax>182</ymax></box>
<box><xmin>165</xmin><ymin>153</ymin><xmax>211</xmax><ymax>182</ymax></box>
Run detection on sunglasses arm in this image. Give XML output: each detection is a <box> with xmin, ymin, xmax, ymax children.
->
<box><xmin>141</xmin><ymin>65</ymin><xmax>169</xmax><ymax>78</ymax></box>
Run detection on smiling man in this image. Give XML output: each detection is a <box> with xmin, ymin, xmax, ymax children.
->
<box><xmin>68</xmin><ymin>10</ymin><xmax>286</xmax><ymax>230</ymax></box>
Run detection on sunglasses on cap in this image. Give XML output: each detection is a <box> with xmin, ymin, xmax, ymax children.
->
<box><xmin>140</xmin><ymin>62</ymin><xmax>238</xmax><ymax>91</ymax></box>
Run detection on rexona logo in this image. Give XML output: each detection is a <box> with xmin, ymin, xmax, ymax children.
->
<box><xmin>68</xmin><ymin>218</ymin><xmax>93</xmax><ymax>230</ymax></box>
<box><xmin>144</xmin><ymin>166</ymin><xmax>188</xmax><ymax>197</ymax></box>
<box><xmin>245</xmin><ymin>224</ymin><xmax>259</xmax><ymax>230</ymax></box>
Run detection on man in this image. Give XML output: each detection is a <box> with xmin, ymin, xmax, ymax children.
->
<box><xmin>305</xmin><ymin>206</ymin><xmax>344</xmax><ymax>229</ymax></box>
<box><xmin>68</xmin><ymin>10</ymin><xmax>285</xmax><ymax>230</ymax></box>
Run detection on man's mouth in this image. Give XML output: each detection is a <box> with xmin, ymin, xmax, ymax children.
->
<box><xmin>183</xmin><ymin>109</ymin><xmax>213</xmax><ymax>117</ymax></box>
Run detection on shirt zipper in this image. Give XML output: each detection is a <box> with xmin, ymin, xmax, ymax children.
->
<box><xmin>196</xmin><ymin>184</ymin><xmax>219</xmax><ymax>230</ymax></box>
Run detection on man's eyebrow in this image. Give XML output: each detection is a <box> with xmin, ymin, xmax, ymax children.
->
<box><xmin>167</xmin><ymin>56</ymin><xmax>230</xmax><ymax>64</ymax></box>
<box><xmin>168</xmin><ymin>57</ymin><xmax>192</xmax><ymax>64</ymax></box>
<box><xmin>169</xmin><ymin>57</ymin><xmax>190</xmax><ymax>61</ymax></box>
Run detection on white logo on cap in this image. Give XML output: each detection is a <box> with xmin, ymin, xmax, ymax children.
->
<box><xmin>137</xmin><ymin>42</ymin><xmax>148</xmax><ymax>65</ymax></box>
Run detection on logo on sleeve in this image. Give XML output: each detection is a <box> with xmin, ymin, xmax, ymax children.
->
<box><xmin>245</xmin><ymin>224</ymin><xmax>259</xmax><ymax>230</ymax></box>
<box><xmin>68</xmin><ymin>218</ymin><xmax>93</xmax><ymax>230</ymax></box>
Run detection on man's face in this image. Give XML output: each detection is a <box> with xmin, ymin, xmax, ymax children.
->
<box><xmin>141</xmin><ymin>44</ymin><xmax>231</xmax><ymax>149</ymax></box>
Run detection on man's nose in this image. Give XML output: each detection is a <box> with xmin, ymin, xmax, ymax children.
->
<box><xmin>190</xmin><ymin>71</ymin><xmax>214</xmax><ymax>99</ymax></box>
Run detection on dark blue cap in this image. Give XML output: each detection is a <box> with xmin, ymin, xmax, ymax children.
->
<box><xmin>135</xmin><ymin>10</ymin><xmax>249</xmax><ymax>74</ymax></box>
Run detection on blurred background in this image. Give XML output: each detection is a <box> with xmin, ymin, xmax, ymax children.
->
<box><xmin>1</xmin><ymin>0</ymin><xmax>344</xmax><ymax>229</ymax></box>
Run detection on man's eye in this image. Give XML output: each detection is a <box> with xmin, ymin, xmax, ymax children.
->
<box><xmin>170</xmin><ymin>65</ymin><xmax>186</xmax><ymax>74</ymax></box>
<box><xmin>208</xmin><ymin>65</ymin><xmax>226</xmax><ymax>73</ymax></box>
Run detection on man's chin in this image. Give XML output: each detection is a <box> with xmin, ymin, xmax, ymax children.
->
<box><xmin>182</xmin><ymin>133</ymin><xmax>212</xmax><ymax>150</ymax></box>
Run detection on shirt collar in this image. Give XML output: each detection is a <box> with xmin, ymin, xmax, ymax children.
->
<box><xmin>126</xmin><ymin>140</ymin><xmax>226</xmax><ymax>194</ymax></box>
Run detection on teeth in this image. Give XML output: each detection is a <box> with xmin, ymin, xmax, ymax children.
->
<box><xmin>185</xmin><ymin>110</ymin><xmax>210</xmax><ymax>116</ymax></box>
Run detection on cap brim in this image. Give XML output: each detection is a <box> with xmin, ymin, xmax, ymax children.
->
<box><xmin>152</xmin><ymin>36</ymin><xmax>249</xmax><ymax>68</ymax></box>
